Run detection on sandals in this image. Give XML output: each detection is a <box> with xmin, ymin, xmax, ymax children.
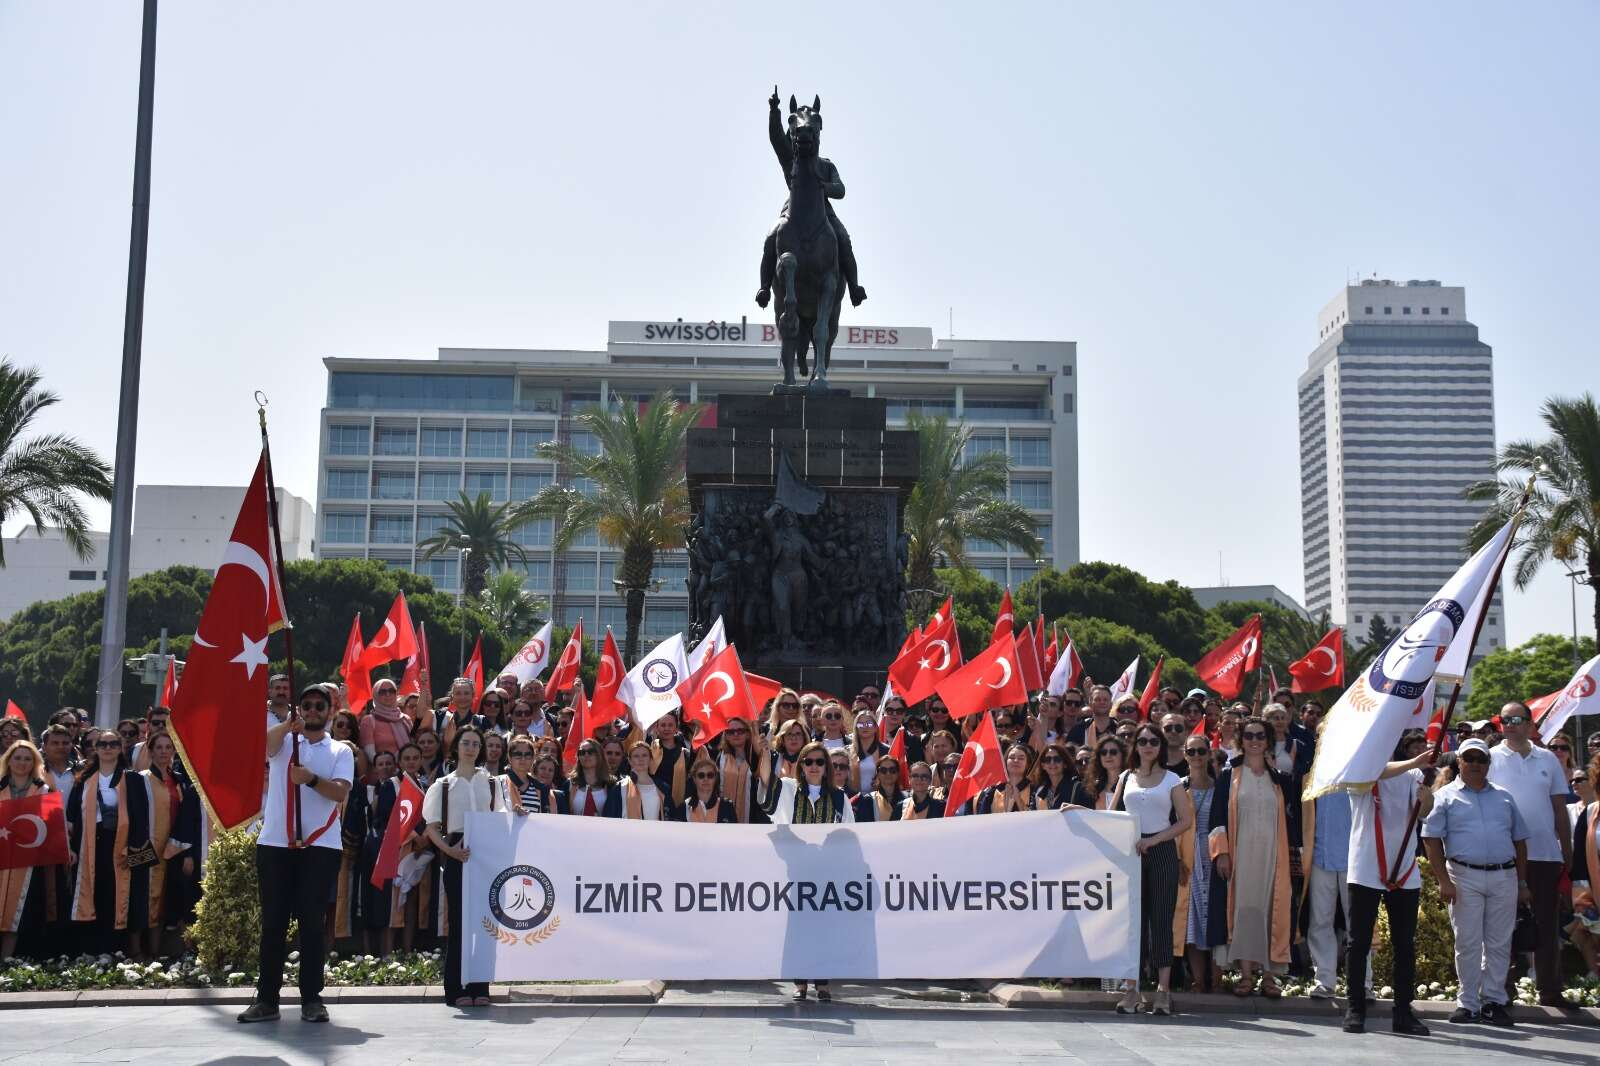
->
<box><xmin>452</xmin><ymin>996</ymin><xmax>473</xmax><ymax>1008</ymax></box>
<box><xmin>792</xmin><ymin>984</ymin><xmax>808</xmax><ymax>1002</ymax></box>
<box><xmin>1259</xmin><ymin>977</ymin><xmax>1282</xmax><ymax>999</ymax></box>
<box><xmin>1116</xmin><ymin>984</ymin><xmax>1142</xmax><ymax>1014</ymax></box>
<box><xmin>1152</xmin><ymin>990</ymin><xmax>1172</xmax><ymax>1016</ymax></box>
<box><xmin>471</xmin><ymin>996</ymin><xmax>491</xmax><ymax>1007</ymax></box>
<box><xmin>816</xmin><ymin>987</ymin><xmax>831</xmax><ymax>1002</ymax></box>
<box><xmin>1232</xmin><ymin>977</ymin><xmax>1255</xmax><ymax>998</ymax></box>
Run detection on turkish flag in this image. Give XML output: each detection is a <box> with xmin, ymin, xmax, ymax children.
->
<box><xmin>899</xmin><ymin>624</ymin><xmax>922</xmax><ymax>658</ymax></box>
<box><xmin>1526</xmin><ymin>686</ymin><xmax>1563</xmax><ymax>723</ymax></box>
<box><xmin>1138</xmin><ymin>656</ymin><xmax>1165</xmax><ymax>721</ymax></box>
<box><xmin>369</xmin><ymin>774</ymin><xmax>425</xmax><ymax>889</ymax></box>
<box><xmin>683</xmin><ymin>644</ymin><xmax>759</xmax><ymax>750</ymax></box>
<box><xmin>1288</xmin><ymin>628</ymin><xmax>1344</xmax><ymax>693</ymax></box>
<box><xmin>357</xmin><ymin>593</ymin><xmax>419</xmax><ymax>672</ymax></box>
<box><xmin>168</xmin><ymin>452</ymin><xmax>285</xmax><ymax>831</ymax></box>
<box><xmin>1044</xmin><ymin>628</ymin><xmax>1059</xmax><ymax>676</ymax></box>
<box><xmin>398</xmin><ymin>620</ymin><xmax>426</xmax><ymax>697</ymax></box>
<box><xmin>339</xmin><ymin>614</ymin><xmax>372</xmax><ymax>713</ymax></box>
<box><xmin>160</xmin><ymin>658</ymin><xmax>178</xmax><ymax>708</ymax></box>
<box><xmin>1195</xmin><ymin>615</ymin><xmax>1263</xmax><ymax>700</ymax></box>
<box><xmin>1015</xmin><ymin>620</ymin><xmax>1045</xmax><ymax>693</ymax></box>
<box><xmin>744</xmin><ymin>671</ymin><xmax>785</xmax><ymax>712</ymax></box>
<box><xmin>547</xmin><ymin>618</ymin><xmax>585</xmax><ymax>694</ymax></box>
<box><xmin>562</xmin><ymin>684</ymin><xmax>600</xmax><ymax>774</ymax></box>
<box><xmin>944</xmin><ymin>711</ymin><xmax>1006</xmax><ymax>814</ymax></box>
<box><xmin>929</xmin><ymin>596</ymin><xmax>953</xmax><ymax>628</ymax></box>
<box><xmin>589</xmin><ymin>628</ymin><xmax>627</xmax><ymax>723</ymax></box>
<box><xmin>890</xmin><ymin>613</ymin><xmax>962</xmax><ymax>705</ymax></box>
<box><xmin>4</xmin><ymin>700</ymin><xmax>25</xmax><ymax>722</ymax></box>
<box><xmin>1424</xmin><ymin>707</ymin><xmax>1448</xmax><ymax>747</ymax></box>
<box><xmin>992</xmin><ymin>588</ymin><xmax>1015</xmax><ymax>642</ymax></box>
<box><xmin>676</xmin><ymin>618</ymin><xmax>728</xmax><ymax>708</ymax></box>
<box><xmin>1191</xmin><ymin>715</ymin><xmax>1209</xmax><ymax>738</ymax></box>
<box><xmin>0</xmin><ymin>791</ymin><xmax>69</xmax><ymax>870</ymax></box>
<box><xmin>886</xmin><ymin>727</ymin><xmax>911</xmax><ymax>788</ymax></box>
<box><xmin>936</xmin><ymin>631</ymin><xmax>1029</xmax><ymax>721</ymax></box>
<box><xmin>464</xmin><ymin>636</ymin><xmax>485</xmax><ymax>706</ymax></box>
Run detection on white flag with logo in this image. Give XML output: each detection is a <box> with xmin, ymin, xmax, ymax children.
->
<box><xmin>617</xmin><ymin>632</ymin><xmax>691</xmax><ymax>729</ymax></box>
<box><xmin>1306</xmin><ymin>518</ymin><xmax>1516</xmax><ymax>798</ymax></box>
<box><xmin>497</xmin><ymin>621</ymin><xmax>553</xmax><ymax>686</ymax></box>
<box><xmin>1537</xmin><ymin>653</ymin><xmax>1600</xmax><ymax>742</ymax></box>
<box><xmin>1107</xmin><ymin>656</ymin><xmax>1139</xmax><ymax>704</ymax></box>
<box><xmin>686</xmin><ymin>617</ymin><xmax>727</xmax><ymax>677</ymax></box>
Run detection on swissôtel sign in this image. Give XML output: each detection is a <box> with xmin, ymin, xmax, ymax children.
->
<box><xmin>609</xmin><ymin>318</ymin><xmax>932</xmax><ymax>349</ymax></box>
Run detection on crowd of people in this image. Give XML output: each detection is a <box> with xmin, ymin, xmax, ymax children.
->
<box><xmin>3</xmin><ymin>664</ymin><xmax>1596</xmax><ymax>1034</ymax></box>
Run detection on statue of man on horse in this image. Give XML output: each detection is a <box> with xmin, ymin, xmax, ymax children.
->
<box><xmin>756</xmin><ymin>88</ymin><xmax>867</xmax><ymax>391</ymax></box>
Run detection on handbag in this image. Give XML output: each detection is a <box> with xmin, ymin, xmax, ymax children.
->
<box><xmin>124</xmin><ymin>841</ymin><xmax>159</xmax><ymax>869</ymax></box>
<box><xmin>1511</xmin><ymin>904</ymin><xmax>1539</xmax><ymax>953</ymax></box>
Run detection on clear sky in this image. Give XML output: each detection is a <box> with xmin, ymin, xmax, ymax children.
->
<box><xmin>2</xmin><ymin>1</ymin><xmax>1595</xmax><ymax>648</ymax></box>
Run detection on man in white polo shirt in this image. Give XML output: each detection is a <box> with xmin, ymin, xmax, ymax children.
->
<box><xmin>1487</xmin><ymin>702</ymin><xmax>1572</xmax><ymax>1007</ymax></box>
<box><xmin>238</xmin><ymin>684</ymin><xmax>353</xmax><ymax>1025</ymax></box>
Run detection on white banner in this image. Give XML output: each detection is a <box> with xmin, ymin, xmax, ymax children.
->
<box><xmin>463</xmin><ymin>810</ymin><xmax>1139</xmax><ymax>982</ymax></box>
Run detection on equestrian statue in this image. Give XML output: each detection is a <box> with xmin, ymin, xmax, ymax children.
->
<box><xmin>756</xmin><ymin>87</ymin><xmax>866</xmax><ymax>391</ymax></box>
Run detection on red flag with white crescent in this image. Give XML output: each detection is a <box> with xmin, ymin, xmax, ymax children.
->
<box><xmin>890</xmin><ymin>612</ymin><xmax>962</xmax><ymax>705</ymax></box>
<box><xmin>160</xmin><ymin>658</ymin><xmax>179</xmax><ymax>708</ymax></box>
<box><xmin>339</xmin><ymin>614</ymin><xmax>372</xmax><ymax>713</ymax></box>
<box><xmin>562</xmin><ymin>683</ymin><xmax>598</xmax><ymax>774</ymax></box>
<box><xmin>1138</xmin><ymin>656</ymin><xmax>1165</xmax><ymax>721</ymax></box>
<box><xmin>684</xmin><ymin>644</ymin><xmax>759</xmax><ymax>750</ymax></box>
<box><xmin>0</xmin><ymin>791</ymin><xmax>69</xmax><ymax>870</ymax></box>
<box><xmin>943</xmin><ymin>711</ymin><xmax>1005</xmax><ymax>814</ymax></box>
<box><xmin>464</xmin><ymin>636</ymin><xmax>485</xmax><ymax>706</ymax></box>
<box><xmin>369</xmin><ymin>773</ymin><xmax>425</xmax><ymax>888</ymax></box>
<box><xmin>546</xmin><ymin>618</ymin><xmax>585</xmax><ymax>693</ymax></box>
<box><xmin>168</xmin><ymin>451</ymin><xmax>285</xmax><ymax>831</ymax></box>
<box><xmin>1288</xmin><ymin>628</ymin><xmax>1343</xmax><ymax>693</ymax></box>
<box><xmin>886</xmin><ymin>727</ymin><xmax>911</xmax><ymax>788</ymax></box>
<box><xmin>399</xmin><ymin>620</ymin><xmax>425</xmax><ymax>697</ymax></box>
<box><xmin>992</xmin><ymin>588</ymin><xmax>1014</xmax><ymax>642</ymax></box>
<box><xmin>1195</xmin><ymin>615</ymin><xmax>1263</xmax><ymax>700</ymax></box>
<box><xmin>1014</xmin><ymin>619</ymin><xmax>1045</xmax><ymax>693</ymax></box>
<box><xmin>936</xmin><ymin>631</ymin><xmax>1029</xmax><ymax>721</ymax></box>
<box><xmin>357</xmin><ymin>593</ymin><xmax>419</xmax><ymax>672</ymax></box>
<box><xmin>589</xmin><ymin>628</ymin><xmax>626</xmax><ymax>722</ymax></box>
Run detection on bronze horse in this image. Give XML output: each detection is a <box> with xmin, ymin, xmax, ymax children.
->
<box><xmin>765</xmin><ymin>95</ymin><xmax>844</xmax><ymax>390</ymax></box>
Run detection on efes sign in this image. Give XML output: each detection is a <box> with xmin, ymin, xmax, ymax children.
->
<box><xmin>608</xmin><ymin>319</ymin><xmax>930</xmax><ymax>348</ymax></box>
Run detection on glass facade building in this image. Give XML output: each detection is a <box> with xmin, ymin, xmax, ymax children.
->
<box><xmin>317</xmin><ymin>320</ymin><xmax>1079</xmax><ymax>653</ymax></box>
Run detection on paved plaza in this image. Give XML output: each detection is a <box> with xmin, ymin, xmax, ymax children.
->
<box><xmin>4</xmin><ymin>982</ymin><xmax>1597</xmax><ymax>1065</ymax></box>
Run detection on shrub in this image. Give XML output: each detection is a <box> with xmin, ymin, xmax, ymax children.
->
<box><xmin>186</xmin><ymin>826</ymin><xmax>294</xmax><ymax>973</ymax></box>
<box><xmin>1372</xmin><ymin>858</ymin><xmax>1458</xmax><ymax>988</ymax></box>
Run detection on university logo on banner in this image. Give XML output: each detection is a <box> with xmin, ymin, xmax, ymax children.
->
<box><xmin>482</xmin><ymin>864</ymin><xmax>561</xmax><ymax>948</ymax></box>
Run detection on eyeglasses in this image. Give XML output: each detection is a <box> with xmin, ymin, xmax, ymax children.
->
<box><xmin>96</xmin><ymin>739</ymin><xmax>123</xmax><ymax>749</ymax></box>
<box><xmin>1098</xmin><ymin>747</ymin><xmax>1120</xmax><ymax>758</ymax></box>
<box><xmin>823</xmin><ymin>713</ymin><xmax>842</xmax><ymax>721</ymax></box>
<box><xmin>300</xmin><ymin>700</ymin><xmax>328</xmax><ymax>711</ymax></box>
<box><xmin>117</xmin><ymin>729</ymin><xmax>139</xmax><ymax>739</ymax></box>
<box><xmin>1136</xmin><ymin>737</ymin><xmax>1161</xmax><ymax>748</ymax></box>
<box><xmin>910</xmin><ymin>771</ymin><xmax>932</xmax><ymax>780</ymax></box>
<box><xmin>578</xmin><ymin>751</ymin><xmax>597</xmax><ymax>759</ymax></box>
<box><xmin>513</xmin><ymin>709</ymin><xmax>534</xmax><ymax>717</ymax></box>
<box><xmin>1242</xmin><ymin>731</ymin><xmax>1268</xmax><ymax>741</ymax></box>
<box><xmin>878</xmin><ymin>766</ymin><xmax>898</xmax><ymax>775</ymax></box>
<box><xmin>1184</xmin><ymin>747</ymin><xmax>1209</xmax><ymax>756</ymax></box>
<box><xmin>1162</xmin><ymin>725</ymin><xmax>1185</xmax><ymax>734</ymax></box>
<box><xmin>801</xmin><ymin>757</ymin><xmax>826</xmax><ymax>767</ymax></box>
<box><xmin>1041</xmin><ymin>754</ymin><xmax>1065</xmax><ymax>763</ymax></box>
<box><xmin>511</xmin><ymin>751</ymin><xmax>534</xmax><ymax>759</ymax></box>
<box><xmin>726</xmin><ymin>727</ymin><xmax>749</xmax><ymax>735</ymax></box>
<box><xmin>778</xmin><ymin>701</ymin><xmax>799</xmax><ymax>709</ymax></box>
<box><xmin>693</xmin><ymin>771</ymin><xmax>718</xmax><ymax>781</ymax></box>
<box><xmin>1061</xmin><ymin>700</ymin><xmax>1083</xmax><ymax>708</ymax></box>
<box><xmin>1459</xmin><ymin>753</ymin><xmax>1489</xmax><ymax>765</ymax></box>
<box><xmin>1550</xmin><ymin>744</ymin><xmax>1571</xmax><ymax>753</ymax></box>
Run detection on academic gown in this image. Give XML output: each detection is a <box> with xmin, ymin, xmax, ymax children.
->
<box><xmin>564</xmin><ymin>779</ymin><xmax>624</xmax><ymax>818</ymax></box>
<box><xmin>66</xmin><ymin>767</ymin><xmax>152</xmax><ymax>936</ymax></box>
<box><xmin>672</xmin><ymin>797</ymin><xmax>739</xmax><ymax>823</ymax></box>
<box><xmin>852</xmin><ymin>790</ymin><xmax>905</xmax><ymax>822</ymax></box>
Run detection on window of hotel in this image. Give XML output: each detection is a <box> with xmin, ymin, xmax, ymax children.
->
<box><xmin>512</xmin><ymin>426</ymin><xmax>553</xmax><ymax>458</ymax></box>
<box><xmin>464</xmin><ymin>471</ymin><xmax>507</xmax><ymax>501</ymax></box>
<box><xmin>1011</xmin><ymin>563</ymin><xmax>1039</xmax><ymax>584</ymax></box>
<box><xmin>1354</xmin><ymin>614</ymin><xmax>1364</xmax><ymax>624</ymax></box>
<box><xmin>417</xmin><ymin>558</ymin><xmax>457</xmax><ymax>591</ymax></box>
<box><xmin>418</xmin><ymin>470</ymin><xmax>459</xmax><ymax>500</ymax></box>
<box><xmin>975</xmin><ymin>565</ymin><xmax>1009</xmax><ymax>586</ymax></box>
<box><xmin>375</xmin><ymin>557</ymin><xmax>411</xmax><ymax>573</ymax></box>
<box><xmin>327</xmin><ymin>424</ymin><xmax>369</xmax><ymax>456</ymax></box>
<box><xmin>1009</xmin><ymin>480</ymin><xmax>1051</xmax><ymax>509</ymax></box>
<box><xmin>373</xmin><ymin>471</ymin><xmax>414</xmax><ymax>500</ymax></box>
<box><xmin>1441</xmin><ymin>306</ymin><xmax>1450</xmax><ymax>315</ymax></box>
<box><xmin>1008</xmin><ymin>437</ymin><xmax>1050</xmax><ymax>466</ymax></box>
<box><xmin>565</xmin><ymin>559</ymin><xmax>598</xmax><ymax>591</ymax></box>
<box><xmin>600</xmin><ymin>604</ymin><xmax>627</xmax><ymax>632</ymax></box>
<box><xmin>1364</xmin><ymin>306</ymin><xmax>1373</xmax><ymax>314</ymax></box>
<box><xmin>513</xmin><ymin>559</ymin><xmax>551</xmax><ymax>590</ymax></box>
<box><xmin>964</xmin><ymin>435</ymin><xmax>1005</xmax><ymax>462</ymax></box>
<box><xmin>1035</xmin><ymin>521</ymin><xmax>1052</xmax><ymax>545</ymax></box>
<box><xmin>68</xmin><ymin>569</ymin><xmax>96</xmax><ymax>580</ymax></box>
<box><xmin>1062</xmin><ymin>393</ymin><xmax>1074</xmax><ymax>414</ymax></box>
<box><xmin>420</xmin><ymin>426</ymin><xmax>461</xmax><ymax>457</ymax></box>
<box><xmin>511</xmin><ymin>471</ymin><xmax>553</xmax><ymax>500</ymax></box>
<box><xmin>375</xmin><ymin>426</ymin><xmax>416</xmax><ymax>456</ymax></box>
<box><xmin>325</xmin><ymin>468</ymin><xmax>365</xmax><ymax>499</ymax></box>
<box><xmin>1383</xmin><ymin>307</ymin><xmax>1391</xmax><ymax>314</ymax></box>
<box><xmin>329</xmin><ymin>372</ymin><xmax>512</xmax><ymax>412</ymax></box>
<box><xmin>967</xmin><ymin>537</ymin><xmax>1003</xmax><ymax>553</ymax></box>
<box><xmin>466</xmin><ymin>427</ymin><xmax>507</xmax><ymax>458</ymax></box>
<box><xmin>569</xmin><ymin>524</ymin><xmax>600</xmax><ymax>548</ymax></box>
<box><xmin>511</xmin><ymin>519</ymin><xmax>552</xmax><ymax>547</ymax></box>
<box><xmin>1402</xmin><ymin>307</ymin><xmax>1411</xmax><ymax>315</ymax></box>
<box><xmin>369</xmin><ymin>514</ymin><xmax>413</xmax><ymax>544</ymax></box>
<box><xmin>572</xmin><ymin>476</ymin><xmax>598</xmax><ymax>497</ymax></box>
<box><xmin>569</xmin><ymin>431</ymin><xmax>601</xmax><ymax>456</ymax></box>
<box><xmin>643</xmin><ymin>606</ymin><xmax>688</xmax><ymax>641</ymax></box>
<box><xmin>1421</xmin><ymin>307</ymin><xmax>1430</xmax><ymax>315</ymax></box>
<box><xmin>517</xmin><ymin>386</ymin><xmax>561</xmax><ymax>414</ymax></box>
<box><xmin>416</xmin><ymin>512</ymin><xmax>452</xmax><ymax>541</ymax></box>
<box><xmin>653</xmin><ymin>558</ymin><xmax>688</xmax><ymax>592</ymax></box>
<box><xmin>324</xmin><ymin>512</ymin><xmax>365</xmax><ymax>544</ymax></box>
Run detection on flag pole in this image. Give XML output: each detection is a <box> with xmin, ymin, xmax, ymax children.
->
<box><xmin>1383</xmin><ymin>473</ymin><xmax>1536</xmax><ymax>887</ymax></box>
<box><xmin>256</xmin><ymin>393</ymin><xmax>302</xmax><ymax>847</ymax></box>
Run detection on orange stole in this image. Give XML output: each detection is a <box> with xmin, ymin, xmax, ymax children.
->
<box><xmin>649</xmin><ymin>743</ymin><xmax>688</xmax><ymax>806</ymax></box>
<box><xmin>720</xmin><ymin>754</ymin><xmax>750</xmax><ymax>823</ymax></box>
<box><xmin>989</xmin><ymin>784</ymin><xmax>1032</xmax><ymax>814</ymax></box>
<box><xmin>144</xmin><ymin>770</ymin><xmax>178</xmax><ymax>929</ymax></box>
<box><xmin>622</xmin><ymin>778</ymin><xmax>665</xmax><ymax>820</ymax></box>
<box><xmin>687</xmin><ymin>800</ymin><xmax>720</xmax><ymax>824</ymax></box>
<box><xmin>71</xmin><ymin>774</ymin><xmax>134</xmax><ymax>929</ymax></box>
<box><xmin>0</xmin><ymin>783</ymin><xmax>50</xmax><ymax>932</ymax></box>
<box><xmin>1222</xmin><ymin>765</ymin><xmax>1293</xmax><ymax>966</ymax></box>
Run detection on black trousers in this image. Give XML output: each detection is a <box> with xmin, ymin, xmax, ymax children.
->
<box><xmin>443</xmin><ymin>856</ymin><xmax>489</xmax><ymax>1002</ymax></box>
<box><xmin>1346</xmin><ymin>882</ymin><xmax>1418</xmax><ymax>1013</ymax></box>
<box><xmin>1512</xmin><ymin>860</ymin><xmax>1565</xmax><ymax>1004</ymax></box>
<box><xmin>256</xmin><ymin>844</ymin><xmax>342</xmax><ymax>1005</ymax></box>
<box><xmin>1139</xmin><ymin>837</ymin><xmax>1180</xmax><ymax>975</ymax></box>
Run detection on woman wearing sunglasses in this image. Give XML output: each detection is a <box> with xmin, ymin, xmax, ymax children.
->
<box><xmin>567</xmin><ymin>739</ymin><xmax>624</xmax><ymax>818</ymax></box>
<box><xmin>1032</xmin><ymin>743</ymin><xmax>1077</xmax><ymax>810</ymax></box>
<box><xmin>1109</xmin><ymin>723</ymin><xmax>1193</xmax><ymax>1014</ymax></box>
<box><xmin>757</xmin><ymin>740</ymin><xmax>853</xmax><ymax>1002</ymax></box>
<box><xmin>847</xmin><ymin>711</ymin><xmax>889</xmax><ymax>795</ymax></box>
<box><xmin>1175</xmin><ymin>733</ymin><xmax>1224</xmax><ymax>993</ymax></box>
<box><xmin>769</xmin><ymin>718</ymin><xmax>811</xmax><ymax>781</ymax></box>
<box><xmin>0</xmin><ymin>741</ymin><xmax>61</xmax><ymax>960</ymax></box>
<box><xmin>67</xmin><ymin>728</ymin><xmax>152</xmax><ymax>955</ymax></box>
<box><xmin>499</xmin><ymin>735</ymin><xmax>556</xmax><ymax>815</ymax></box>
<box><xmin>620</xmin><ymin>741</ymin><xmax>671</xmax><ymax>821</ymax></box>
<box><xmin>1065</xmin><ymin>737</ymin><xmax>1127</xmax><ymax>811</ymax></box>
<box><xmin>714</xmin><ymin>717</ymin><xmax>765</xmax><ymax>823</ymax></box>
<box><xmin>815</xmin><ymin>702</ymin><xmax>851</xmax><ymax>749</ymax></box>
<box><xmin>675</xmin><ymin>752</ymin><xmax>739</xmax><ymax>823</ymax></box>
<box><xmin>854</xmin><ymin>757</ymin><xmax>906</xmax><ymax>821</ymax></box>
<box><xmin>902</xmin><ymin>761</ymin><xmax>945</xmax><ymax>819</ymax></box>
<box><xmin>1211</xmin><ymin>718</ymin><xmax>1300</xmax><ymax>999</ymax></box>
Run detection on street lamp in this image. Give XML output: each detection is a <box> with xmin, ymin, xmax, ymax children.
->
<box><xmin>458</xmin><ymin>543</ymin><xmax>473</xmax><ymax>672</ymax></box>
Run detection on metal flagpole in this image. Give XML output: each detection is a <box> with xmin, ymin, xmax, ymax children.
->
<box><xmin>256</xmin><ymin>394</ymin><xmax>302</xmax><ymax>846</ymax></box>
<box><xmin>93</xmin><ymin>0</ymin><xmax>159</xmax><ymax>728</ymax></box>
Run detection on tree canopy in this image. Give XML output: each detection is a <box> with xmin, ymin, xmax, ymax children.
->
<box><xmin>1463</xmin><ymin>632</ymin><xmax>1598</xmax><ymax>720</ymax></box>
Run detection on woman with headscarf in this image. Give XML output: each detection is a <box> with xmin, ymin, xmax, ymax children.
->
<box><xmin>675</xmin><ymin>751</ymin><xmax>739</xmax><ymax>823</ymax></box>
<box><xmin>360</xmin><ymin>679</ymin><xmax>414</xmax><ymax>763</ymax></box>
<box><xmin>67</xmin><ymin>730</ymin><xmax>152</xmax><ymax>955</ymax></box>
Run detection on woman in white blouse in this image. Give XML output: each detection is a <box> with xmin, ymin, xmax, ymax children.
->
<box><xmin>422</xmin><ymin>726</ymin><xmax>497</xmax><ymax>1008</ymax></box>
<box><xmin>620</xmin><ymin>742</ymin><xmax>670</xmax><ymax>821</ymax></box>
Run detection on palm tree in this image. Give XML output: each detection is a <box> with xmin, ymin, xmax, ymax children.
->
<box><xmin>512</xmin><ymin>392</ymin><xmax>700</xmax><ymax>663</ymax></box>
<box><xmin>0</xmin><ymin>361</ymin><xmax>114</xmax><ymax>566</ymax></box>
<box><xmin>416</xmin><ymin>491</ymin><xmax>528</xmax><ymax>598</ymax></box>
<box><xmin>901</xmin><ymin>413</ymin><xmax>1044</xmax><ymax>617</ymax></box>
<box><xmin>477</xmin><ymin>569</ymin><xmax>547</xmax><ymax>640</ymax></box>
<box><xmin>1465</xmin><ymin>393</ymin><xmax>1600</xmax><ymax>644</ymax></box>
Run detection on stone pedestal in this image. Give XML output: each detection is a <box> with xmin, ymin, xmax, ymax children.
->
<box><xmin>685</xmin><ymin>395</ymin><xmax>918</xmax><ymax>698</ymax></box>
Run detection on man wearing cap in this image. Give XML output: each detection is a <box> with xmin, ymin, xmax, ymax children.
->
<box><xmin>239</xmin><ymin>684</ymin><xmax>354</xmax><ymax>1025</ymax></box>
<box><xmin>1421</xmin><ymin>737</ymin><xmax>1531</xmax><ymax>1027</ymax></box>
<box><xmin>1487</xmin><ymin>701</ymin><xmax>1572</xmax><ymax>1007</ymax></box>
